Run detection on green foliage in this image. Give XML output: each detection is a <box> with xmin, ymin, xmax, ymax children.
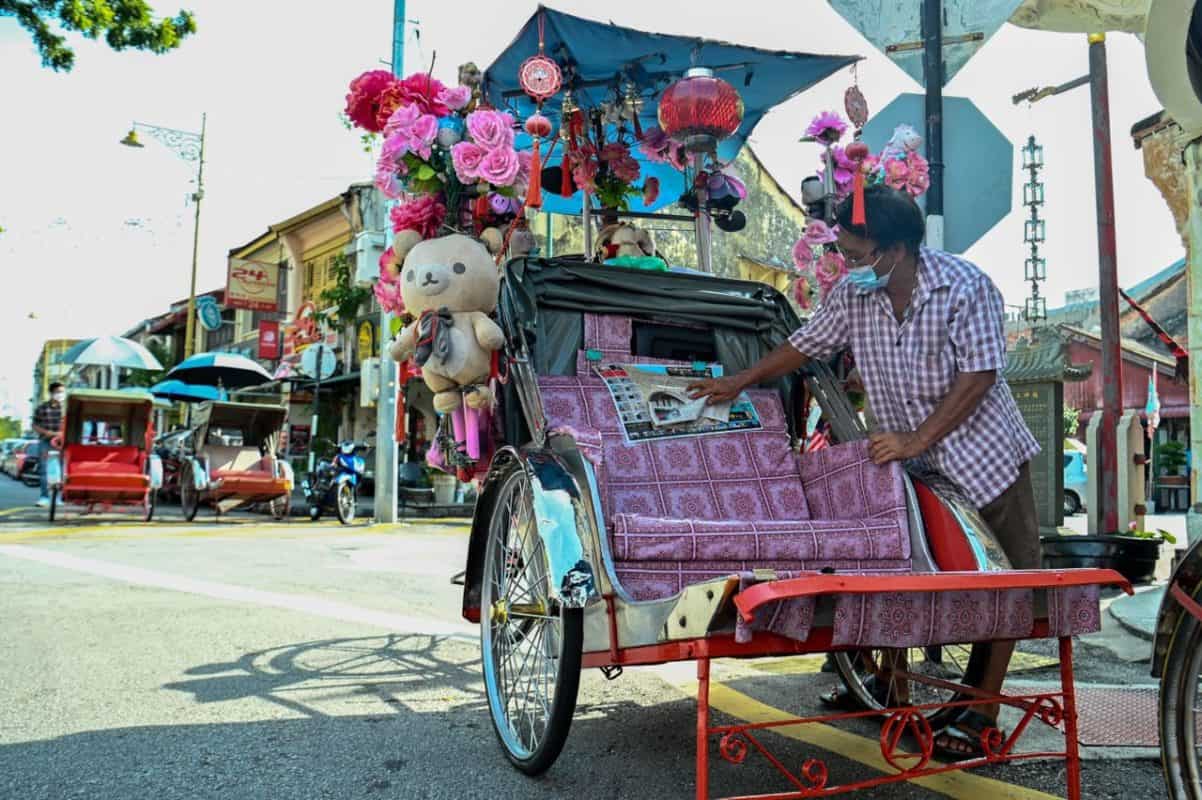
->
<box><xmin>318</xmin><ymin>253</ymin><xmax>371</xmax><ymax>326</ymax></box>
<box><xmin>123</xmin><ymin>338</ymin><xmax>178</xmax><ymax>388</ymax></box>
<box><xmin>2</xmin><ymin>0</ymin><xmax>196</xmax><ymax>71</ymax></box>
<box><xmin>0</xmin><ymin>417</ymin><xmax>23</xmax><ymax>439</ymax></box>
<box><xmin>1062</xmin><ymin>404</ymin><xmax>1081</xmax><ymax>439</ymax></box>
<box><xmin>1127</xmin><ymin>526</ymin><xmax>1177</xmax><ymax>544</ymax></box>
<box><xmin>593</xmin><ymin>172</ymin><xmax>638</xmax><ymax>211</ymax></box>
<box><xmin>339</xmin><ymin>112</ymin><xmax>379</xmax><ymax>154</ymax></box>
<box><xmin>1158</xmin><ymin>440</ymin><xmax>1188</xmax><ymax>476</ymax></box>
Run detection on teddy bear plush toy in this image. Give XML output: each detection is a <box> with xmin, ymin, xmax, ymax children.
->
<box><xmin>387</xmin><ymin>232</ymin><xmax>504</xmax><ymax>413</ymax></box>
<box><xmin>595</xmin><ymin>222</ymin><xmax>655</xmax><ymax>260</ymax></box>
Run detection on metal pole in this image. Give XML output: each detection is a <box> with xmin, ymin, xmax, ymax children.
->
<box><xmin>1185</xmin><ymin>142</ymin><xmax>1202</xmax><ymax>545</ymax></box>
<box><xmin>1088</xmin><ymin>33</ymin><xmax>1122</xmax><ymax>534</ymax></box>
<box><xmin>922</xmin><ymin>0</ymin><xmax>945</xmax><ymax>249</ymax></box>
<box><xmin>374</xmin><ymin>0</ymin><xmax>406</xmax><ymax>524</ymax></box>
<box><xmin>184</xmin><ymin>113</ymin><xmax>207</xmax><ymax>360</ymax></box>
<box><xmin>309</xmin><ymin>343</ymin><xmax>322</xmax><ymax>475</ymax></box>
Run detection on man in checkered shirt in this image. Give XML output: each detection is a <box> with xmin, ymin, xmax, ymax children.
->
<box><xmin>690</xmin><ymin>185</ymin><xmax>1039</xmax><ymax>759</ymax></box>
<box><xmin>31</xmin><ymin>382</ymin><xmax>65</xmax><ymax>507</ymax></box>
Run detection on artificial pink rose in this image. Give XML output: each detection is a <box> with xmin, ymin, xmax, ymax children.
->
<box><xmin>374</xmin><ymin>279</ymin><xmax>405</xmax><ymax>314</ymax></box>
<box><xmin>642</xmin><ymin>176</ymin><xmax>660</xmax><ymax>206</ymax></box>
<box><xmin>907</xmin><ymin>169</ymin><xmax>930</xmax><ymax>196</ymax></box>
<box><xmin>638</xmin><ymin>126</ymin><xmax>670</xmax><ymax>162</ymax></box>
<box><xmin>466</xmin><ymin>109</ymin><xmax>515</xmax><ymax>150</ymax></box>
<box><xmin>384</xmin><ymin>103</ymin><xmax>420</xmax><ymax>137</ymax></box>
<box><xmin>345</xmin><ymin>70</ymin><xmax>400</xmax><ymax>133</ymax></box>
<box><xmin>410</xmin><ymin>114</ymin><xmax>438</xmax><ymax>159</ymax></box>
<box><xmin>792</xmin><ymin>238</ymin><xmax>815</xmax><ymax>270</ymax></box>
<box><xmin>374</xmin><ymin>162</ymin><xmax>404</xmax><ymax>199</ymax></box>
<box><xmin>815</xmin><ymin>251</ymin><xmax>847</xmax><ymax>296</ymax></box>
<box><xmin>397</xmin><ymin>73</ymin><xmax>450</xmax><ymax>116</ymax></box>
<box><xmin>513</xmin><ymin>149</ymin><xmax>534</xmax><ymax>193</ymax></box>
<box><xmin>599</xmin><ymin>142</ymin><xmax>629</xmax><ymax>162</ymax></box>
<box><xmin>805</xmin><ymin>111</ymin><xmax>847</xmax><ymax>143</ymax></box>
<box><xmin>451</xmin><ymin>141</ymin><xmax>486</xmax><ymax>181</ymax></box>
<box><xmin>390</xmin><ymin>194</ymin><xmax>446</xmax><ymax>238</ymax></box>
<box><xmin>378</xmin><ymin>246</ymin><xmax>399</xmax><ymax>280</ymax></box>
<box><xmin>802</xmin><ymin>220</ymin><xmax>837</xmax><ymax>247</ymax></box>
<box><xmin>477</xmin><ymin>146</ymin><xmax>520</xmax><ymax>186</ymax></box>
<box><xmin>884</xmin><ymin>158</ymin><xmax>910</xmax><ymax>190</ymax></box>
<box><xmin>438</xmin><ymin>85</ymin><xmax>472</xmax><ymax>111</ymax></box>
<box><xmin>793</xmin><ymin>275</ymin><xmax>813</xmax><ymax>311</ymax></box>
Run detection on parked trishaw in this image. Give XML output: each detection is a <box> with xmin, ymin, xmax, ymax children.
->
<box><xmin>45</xmin><ymin>389</ymin><xmax>162</xmax><ymax>522</ymax></box>
<box><xmin>177</xmin><ymin>401</ymin><xmax>292</xmax><ymax>521</ymax></box>
<box><xmin>347</xmin><ymin>7</ymin><xmax>1134</xmax><ymax>797</ymax></box>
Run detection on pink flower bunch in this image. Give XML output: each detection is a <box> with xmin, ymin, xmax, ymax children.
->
<box><xmin>567</xmin><ymin>143</ymin><xmax>599</xmax><ymax>193</ymax></box>
<box><xmin>600</xmin><ymin>142</ymin><xmax>640</xmax><ymax>183</ymax></box>
<box><xmin>816</xmin><ymin>145</ymin><xmax>860</xmax><ymax>199</ymax></box>
<box><xmin>792</xmin><ymin>237</ymin><xmax>816</xmax><ymax>270</ymax></box>
<box><xmin>374</xmin><ymin>278</ymin><xmax>405</xmax><ymax>314</ymax></box>
<box><xmin>793</xmin><ymin>274</ymin><xmax>813</xmax><ymax>311</ymax></box>
<box><xmin>451</xmin><ymin>110</ymin><xmax>522</xmax><ymax>187</ymax></box>
<box><xmin>390</xmin><ymin>194</ymin><xmax>447</xmax><ymax>239</ymax></box>
<box><xmin>638</xmin><ymin>126</ymin><xmax>688</xmax><ymax>170</ymax></box>
<box><xmin>384</xmin><ymin>103</ymin><xmax>439</xmax><ymax>160</ymax></box>
<box><xmin>876</xmin><ymin>150</ymin><xmax>930</xmax><ymax>197</ymax></box>
<box><xmin>805</xmin><ymin>111</ymin><xmax>847</xmax><ymax>143</ymax></box>
<box><xmin>802</xmin><ymin>220</ymin><xmax>838</xmax><ymax>246</ymax></box>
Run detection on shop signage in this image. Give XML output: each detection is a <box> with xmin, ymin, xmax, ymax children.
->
<box><xmin>258</xmin><ymin>320</ymin><xmax>281</xmax><ymax>360</ymax></box>
<box><xmin>357</xmin><ymin>321</ymin><xmax>375</xmax><ymax>364</ymax></box>
<box><xmin>226</xmin><ymin>257</ymin><xmax>280</xmax><ymax>312</ymax></box>
<box><xmin>196</xmin><ymin>296</ymin><xmax>223</xmax><ymax>331</ymax></box>
<box><xmin>283</xmin><ymin>301</ymin><xmax>321</xmax><ymax>356</ymax></box>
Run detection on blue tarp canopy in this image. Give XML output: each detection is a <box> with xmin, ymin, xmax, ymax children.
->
<box><xmin>483</xmin><ymin>6</ymin><xmax>859</xmax><ymax>214</ymax></box>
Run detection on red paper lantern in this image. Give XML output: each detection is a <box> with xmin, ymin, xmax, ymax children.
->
<box><xmin>658</xmin><ymin>67</ymin><xmax>744</xmax><ymax>153</ymax></box>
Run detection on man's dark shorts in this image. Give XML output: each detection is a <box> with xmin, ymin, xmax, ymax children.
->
<box><xmin>978</xmin><ymin>462</ymin><xmax>1041</xmax><ymax>570</ymax></box>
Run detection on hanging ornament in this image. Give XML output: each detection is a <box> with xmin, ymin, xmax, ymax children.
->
<box><xmin>524</xmin><ymin>113</ymin><xmax>553</xmax><ymax>209</ymax></box>
<box><xmin>845</xmin><ymin>141</ymin><xmax>870</xmax><ymax>226</ymax></box>
<box><xmin>518</xmin><ymin>12</ymin><xmax>564</xmax><ymax>211</ymax></box>
<box><xmin>659</xmin><ymin>67</ymin><xmax>744</xmax><ymax>153</ymax></box>
<box><xmin>623</xmin><ymin>81</ymin><xmax>644</xmax><ymax>139</ymax></box>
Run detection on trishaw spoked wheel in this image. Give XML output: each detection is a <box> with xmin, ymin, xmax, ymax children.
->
<box><xmin>270</xmin><ymin>493</ymin><xmax>291</xmax><ymax>521</ymax></box>
<box><xmin>480</xmin><ymin>464</ymin><xmax>582</xmax><ymax>775</ymax></box>
<box><xmin>1159</xmin><ymin>592</ymin><xmax>1202</xmax><ymax>799</ymax></box>
<box><xmin>180</xmin><ymin>463</ymin><xmax>199</xmax><ymax>522</ymax></box>
<box><xmin>834</xmin><ymin>643</ymin><xmax>988</xmax><ymax>723</ymax></box>
<box><xmin>336</xmin><ymin>483</ymin><xmax>355</xmax><ymax>525</ymax></box>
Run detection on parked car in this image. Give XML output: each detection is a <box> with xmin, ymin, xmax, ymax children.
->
<box><xmin>1064</xmin><ymin>450</ymin><xmax>1088</xmax><ymax>516</ymax></box>
<box><xmin>2</xmin><ymin>440</ymin><xmax>39</xmax><ymax>485</ymax></box>
<box><xmin>19</xmin><ymin>442</ymin><xmax>41</xmax><ymax>487</ymax></box>
<box><xmin>0</xmin><ymin>439</ymin><xmax>24</xmax><ymax>475</ymax></box>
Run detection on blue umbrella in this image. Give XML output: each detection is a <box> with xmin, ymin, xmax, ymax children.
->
<box><xmin>58</xmin><ymin>336</ymin><xmax>163</xmax><ymax>370</ymax></box>
<box><xmin>150</xmin><ymin>379</ymin><xmax>227</xmax><ymax>404</ymax></box>
<box><xmin>167</xmin><ymin>353</ymin><xmax>273</xmax><ymax>389</ymax></box>
<box><xmin>484</xmin><ymin>7</ymin><xmax>860</xmax><ymax>214</ymax></box>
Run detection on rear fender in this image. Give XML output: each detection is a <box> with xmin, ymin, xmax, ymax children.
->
<box><xmin>1153</xmin><ymin>538</ymin><xmax>1202</xmax><ymax>677</ymax></box>
<box><xmin>461</xmin><ymin>445</ymin><xmax>598</xmax><ymax>623</ymax></box>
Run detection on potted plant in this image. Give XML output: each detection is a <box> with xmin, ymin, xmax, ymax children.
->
<box><xmin>1042</xmin><ymin>525</ymin><xmax>1176</xmax><ymax>584</ymax></box>
<box><xmin>1158</xmin><ymin>440</ymin><xmax>1188</xmax><ymax>485</ymax></box>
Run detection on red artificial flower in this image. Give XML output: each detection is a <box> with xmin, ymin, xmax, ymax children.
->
<box><xmin>345</xmin><ymin>70</ymin><xmax>401</xmax><ymax>133</ymax></box>
<box><xmin>390</xmin><ymin>194</ymin><xmax>447</xmax><ymax>239</ymax></box>
<box><xmin>397</xmin><ymin>73</ymin><xmax>450</xmax><ymax>117</ymax></box>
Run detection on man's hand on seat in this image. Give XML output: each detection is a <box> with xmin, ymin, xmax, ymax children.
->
<box><xmin>868</xmin><ymin>431</ymin><xmax>926</xmax><ymax>465</ymax></box>
<box><xmin>687</xmin><ymin>375</ymin><xmax>746</xmax><ymax>405</ymax></box>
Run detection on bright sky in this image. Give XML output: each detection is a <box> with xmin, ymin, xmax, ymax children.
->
<box><xmin>0</xmin><ymin>1</ymin><xmax>1183</xmax><ymax>420</ymax></box>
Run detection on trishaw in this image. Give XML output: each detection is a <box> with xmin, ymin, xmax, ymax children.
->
<box><xmin>350</xmin><ymin>7</ymin><xmax>1133</xmax><ymax>797</ymax></box>
<box><xmin>177</xmin><ymin>401</ymin><xmax>293</xmax><ymax>521</ymax></box>
<box><xmin>1156</xmin><ymin>537</ymin><xmax>1202</xmax><ymax>798</ymax></box>
<box><xmin>46</xmin><ymin>389</ymin><xmax>162</xmax><ymax>522</ymax></box>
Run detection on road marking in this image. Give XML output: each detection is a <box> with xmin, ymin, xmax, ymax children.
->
<box><xmin>704</xmin><ymin>681</ymin><xmax>1061</xmax><ymax>800</ymax></box>
<box><xmin>0</xmin><ymin>543</ymin><xmax>475</xmax><ymax>640</ymax></box>
<box><xmin>0</xmin><ymin>507</ymin><xmax>33</xmax><ymax>518</ymax></box>
<box><xmin>0</xmin><ymin>520</ymin><xmax>472</xmax><ymax>542</ymax></box>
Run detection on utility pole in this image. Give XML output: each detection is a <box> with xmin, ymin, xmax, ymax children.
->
<box><xmin>1010</xmin><ymin>35</ymin><xmax>1123</xmax><ymax>533</ymax></box>
<box><xmin>374</xmin><ymin>0</ymin><xmax>406</xmax><ymax>524</ymax></box>
<box><xmin>922</xmin><ymin>0</ymin><xmax>944</xmax><ymax>249</ymax></box>
<box><xmin>1088</xmin><ymin>33</ymin><xmax>1123</xmax><ymax>535</ymax></box>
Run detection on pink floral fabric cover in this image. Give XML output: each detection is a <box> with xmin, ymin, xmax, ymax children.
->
<box><xmin>538</xmin><ymin>313</ymin><xmax>1104</xmax><ymax>646</ymax></box>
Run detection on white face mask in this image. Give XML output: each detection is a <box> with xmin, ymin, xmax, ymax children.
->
<box><xmin>52</xmin><ymin>392</ymin><xmax>66</xmax><ymax>403</ymax></box>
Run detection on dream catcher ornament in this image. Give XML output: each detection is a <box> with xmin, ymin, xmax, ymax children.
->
<box><xmin>519</xmin><ymin>13</ymin><xmax>563</xmax><ymax>210</ymax></box>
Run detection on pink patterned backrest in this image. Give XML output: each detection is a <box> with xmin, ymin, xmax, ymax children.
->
<box><xmin>540</xmin><ymin>314</ymin><xmax>810</xmax><ymax>525</ymax></box>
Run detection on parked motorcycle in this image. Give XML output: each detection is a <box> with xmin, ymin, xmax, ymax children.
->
<box><xmin>303</xmin><ymin>440</ymin><xmax>365</xmax><ymax>524</ymax></box>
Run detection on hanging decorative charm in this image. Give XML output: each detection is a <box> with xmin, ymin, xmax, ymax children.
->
<box><xmin>518</xmin><ymin>12</ymin><xmax>563</xmax><ymax>211</ymax></box>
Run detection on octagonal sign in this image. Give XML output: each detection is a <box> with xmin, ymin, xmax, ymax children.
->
<box><xmin>863</xmin><ymin>94</ymin><xmax>1012</xmax><ymax>254</ymax></box>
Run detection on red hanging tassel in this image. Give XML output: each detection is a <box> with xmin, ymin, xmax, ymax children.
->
<box><xmin>845</xmin><ymin>141</ymin><xmax>871</xmax><ymax>227</ymax></box>
<box><xmin>526</xmin><ymin>139</ymin><xmax>543</xmax><ymax>209</ymax></box>
<box><xmin>474</xmin><ymin>191</ymin><xmax>489</xmax><ymax>227</ymax></box>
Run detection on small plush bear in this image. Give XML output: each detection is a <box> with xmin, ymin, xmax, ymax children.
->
<box><xmin>595</xmin><ymin>222</ymin><xmax>655</xmax><ymax>260</ymax></box>
<box><xmin>387</xmin><ymin>232</ymin><xmax>504</xmax><ymax>413</ymax></box>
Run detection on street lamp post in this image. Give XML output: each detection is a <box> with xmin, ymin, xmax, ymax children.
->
<box><xmin>121</xmin><ymin>114</ymin><xmax>207</xmax><ymax>359</ymax></box>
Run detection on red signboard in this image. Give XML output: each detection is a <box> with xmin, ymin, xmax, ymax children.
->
<box><xmin>258</xmin><ymin>320</ymin><xmax>281</xmax><ymax>360</ymax></box>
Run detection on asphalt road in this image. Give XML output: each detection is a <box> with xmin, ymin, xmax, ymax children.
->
<box><xmin>0</xmin><ymin>474</ymin><xmax>1168</xmax><ymax>799</ymax></box>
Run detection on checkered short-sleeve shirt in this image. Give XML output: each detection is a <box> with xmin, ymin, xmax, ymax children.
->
<box><xmin>788</xmin><ymin>247</ymin><xmax>1039</xmax><ymax>508</ymax></box>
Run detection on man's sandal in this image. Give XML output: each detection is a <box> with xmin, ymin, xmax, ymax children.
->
<box><xmin>933</xmin><ymin>709</ymin><xmax>1005</xmax><ymax>761</ymax></box>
